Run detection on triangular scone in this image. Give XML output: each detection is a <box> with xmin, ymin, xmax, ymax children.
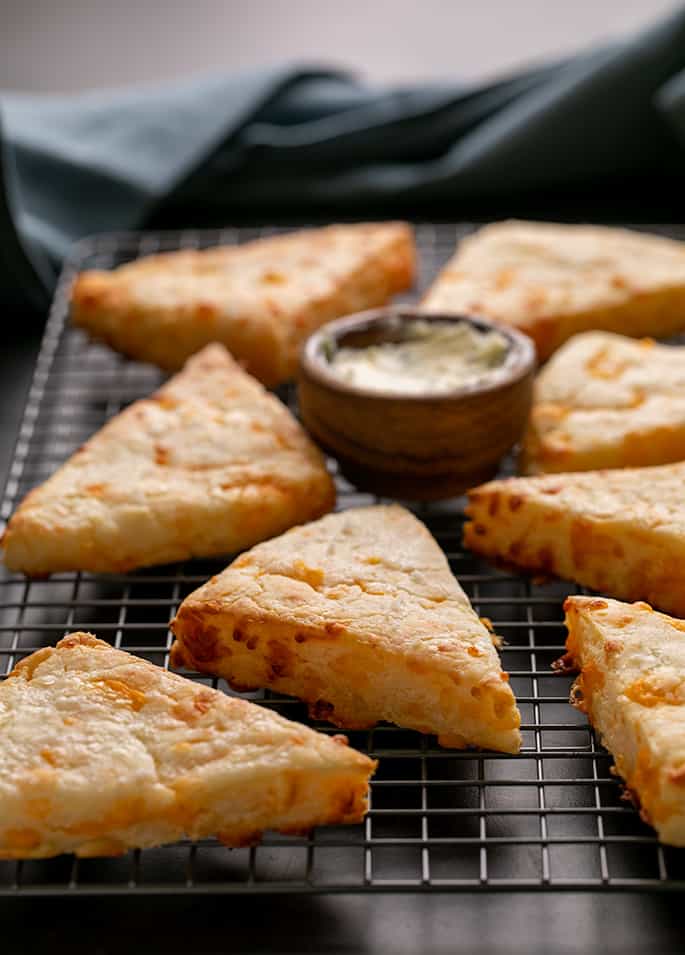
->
<box><xmin>171</xmin><ymin>505</ymin><xmax>521</xmax><ymax>753</ymax></box>
<box><xmin>2</xmin><ymin>344</ymin><xmax>334</xmax><ymax>575</ymax></box>
<box><xmin>521</xmin><ymin>332</ymin><xmax>685</xmax><ymax>474</ymax></box>
<box><xmin>71</xmin><ymin>223</ymin><xmax>415</xmax><ymax>385</ymax></box>
<box><xmin>465</xmin><ymin>462</ymin><xmax>685</xmax><ymax>617</ymax></box>
<box><xmin>0</xmin><ymin>633</ymin><xmax>374</xmax><ymax>859</ymax></box>
<box><xmin>423</xmin><ymin>221</ymin><xmax>685</xmax><ymax>360</ymax></box>
<box><xmin>563</xmin><ymin>597</ymin><xmax>685</xmax><ymax>846</ymax></box>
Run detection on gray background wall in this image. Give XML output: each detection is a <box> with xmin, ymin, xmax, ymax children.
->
<box><xmin>0</xmin><ymin>0</ymin><xmax>678</xmax><ymax>92</ymax></box>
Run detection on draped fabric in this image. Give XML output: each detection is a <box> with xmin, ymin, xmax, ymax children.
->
<box><xmin>2</xmin><ymin>7</ymin><xmax>685</xmax><ymax>310</ymax></box>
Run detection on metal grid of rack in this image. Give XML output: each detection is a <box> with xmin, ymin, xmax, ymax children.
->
<box><xmin>1</xmin><ymin>222</ymin><xmax>684</xmax><ymax>896</ymax></box>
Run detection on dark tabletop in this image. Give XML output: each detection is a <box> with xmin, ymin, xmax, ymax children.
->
<box><xmin>1</xmin><ymin>318</ymin><xmax>683</xmax><ymax>955</ymax></box>
<box><xmin>0</xmin><ymin>890</ymin><xmax>684</xmax><ymax>954</ymax></box>
<box><xmin>2</xmin><ymin>199</ymin><xmax>685</xmax><ymax>953</ymax></box>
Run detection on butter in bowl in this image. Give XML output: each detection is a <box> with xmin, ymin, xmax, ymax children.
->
<box><xmin>298</xmin><ymin>308</ymin><xmax>536</xmax><ymax>499</ymax></box>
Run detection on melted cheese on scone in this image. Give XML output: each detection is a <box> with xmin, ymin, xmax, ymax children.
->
<box><xmin>522</xmin><ymin>332</ymin><xmax>685</xmax><ymax>474</ymax></box>
<box><xmin>423</xmin><ymin>221</ymin><xmax>685</xmax><ymax>360</ymax></box>
<box><xmin>171</xmin><ymin>505</ymin><xmax>521</xmax><ymax>753</ymax></box>
<box><xmin>71</xmin><ymin>223</ymin><xmax>416</xmax><ymax>385</ymax></box>
<box><xmin>465</xmin><ymin>462</ymin><xmax>685</xmax><ymax>618</ymax></box>
<box><xmin>0</xmin><ymin>633</ymin><xmax>375</xmax><ymax>859</ymax></box>
<box><xmin>2</xmin><ymin>344</ymin><xmax>335</xmax><ymax>575</ymax></box>
<box><xmin>564</xmin><ymin>596</ymin><xmax>685</xmax><ymax>846</ymax></box>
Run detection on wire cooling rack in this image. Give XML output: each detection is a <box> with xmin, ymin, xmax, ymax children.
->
<box><xmin>1</xmin><ymin>222</ymin><xmax>685</xmax><ymax>897</ymax></box>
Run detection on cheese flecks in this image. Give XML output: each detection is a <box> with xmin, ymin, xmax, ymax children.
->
<box><xmin>0</xmin><ymin>633</ymin><xmax>375</xmax><ymax>859</ymax></box>
<box><xmin>465</xmin><ymin>461</ymin><xmax>685</xmax><ymax>618</ymax></box>
<box><xmin>563</xmin><ymin>596</ymin><xmax>685</xmax><ymax>846</ymax></box>
<box><xmin>71</xmin><ymin>222</ymin><xmax>416</xmax><ymax>385</ymax></box>
<box><xmin>522</xmin><ymin>332</ymin><xmax>685</xmax><ymax>473</ymax></box>
<box><xmin>423</xmin><ymin>221</ymin><xmax>685</xmax><ymax>359</ymax></box>
<box><xmin>171</xmin><ymin>505</ymin><xmax>521</xmax><ymax>753</ymax></box>
<box><xmin>2</xmin><ymin>344</ymin><xmax>335</xmax><ymax>575</ymax></box>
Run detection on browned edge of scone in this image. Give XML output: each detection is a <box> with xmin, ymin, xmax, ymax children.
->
<box><xmin>556</xmin><ymin>596</ymin><xmax>653</xmax><ymax>827</ymax></box>
<box><xmin>0</xmin><ymin>633</ymin><xmax>376</xmax><ymax>859</ymax></box>
<box><xmin>462</xmin><ymin>473</ymin><xmax>685</xmax><ymax>619</ymax></box>
<box><xmin>1</xmin><ymin>342</ymin><xmax>337</xmax><ymax>578</ymax></box>
<box><xmin>168</xmin><ymin>595</ymin><xmax>521</xmax><ymax>755</ymax></box>
<box><xmin>169</xmin><ymin>608</ymin><xmax>383</xmax><ymax>732</ymax></box>
<box><xmin>69</xmin><ymin>222</ymin><xmax>418</xmax><ymax>385</ymax></box>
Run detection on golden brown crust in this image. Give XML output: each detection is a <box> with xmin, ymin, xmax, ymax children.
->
<box><xmin>521</xmin><ymin>332</ymin><xmax>685</xmax><ymax>474</ymax></box>
<box><xmin>464</xmin><ymin>463</ymin><xmax>685</xmax><ymax>618</ymax></box>
<box><xmin>2</xmin><ymin>344</ymin><xmax>335</xmax><ymax>575</ymax></box>
<box><xmin>563</xmin><ymin>597</ymin><xmax>685</xmax><ymax>845</ymax></box>
<box><xmin>423</xmin><ymin>221</ymin><xmax>685</xmax><ymax>360</ymax></box>
<box><xmin>71</xmin><ymin>223</ymin><xmax>416</xmax><ymax>385</ymax></box>
<box><xmin>0</xmin><ymin>632</ymin><xmax>375</xmax><ymax>859</ymax></box>
<box><xmin>171</xmin><ymin>505</ymin><xmax>521</xmax><ymax>753</ymax></box>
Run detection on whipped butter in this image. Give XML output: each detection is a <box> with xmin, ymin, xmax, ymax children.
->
<box><xmin>328</xmin><ymin>319</ymin><xmax>508</xmax><ymax>395</ymax></box>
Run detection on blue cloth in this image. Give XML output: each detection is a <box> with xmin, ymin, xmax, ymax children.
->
<box><xmin>2</xmin><ymin>7</ymin><xmax>685</xmax><ymax>311</ymax></box>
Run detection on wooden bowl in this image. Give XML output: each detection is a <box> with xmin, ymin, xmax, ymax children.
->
<box><xmin>298</xmin><ymin>308</ymin><xmax>536</xmax><ymax>500</ymax></box>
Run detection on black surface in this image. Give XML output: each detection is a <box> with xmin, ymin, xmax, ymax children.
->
<box><xmin>0</xmin><ymin>324</ymin><xmax>41</xmax><ymax>496</ymax></box>
<box><xmin>9</xmin><ymin>224</ymin><xmax>685</xmax><ymax>900</ymax></box>
<box><xmin>151</xmin><ymin>177</ymin><xmax>685</xmax><ymax>233</ymax></box>
<box><xmin>0</xmin><ymin>353</ymin><xmax>681</xmax><ymax>955</ymax></box>
<box><xmin>2</xmin><ymin>224</ymin><xmax>685</xmax><ymax>953</ymax></box>
<box><xmin>1</xmin><ymin>891</ymin><xmax>684</xmax><ymax>954</ymax></box>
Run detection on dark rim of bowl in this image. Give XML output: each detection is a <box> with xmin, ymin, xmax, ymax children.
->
<box><xmin>299</xmin><ymin>307</ymin><xmax>537</xmax><ymax>402</ymax></box>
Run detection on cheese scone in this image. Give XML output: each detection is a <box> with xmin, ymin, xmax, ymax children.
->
<box><xmin>71</xmin><ymin>223</ymin><xmax>416</xmax><ymax>385</ymax></box>
<box><xmin>465</xmin><ymin>462</ymin><xmax>685</xmax><ymax>618</ymax></box>
<box><xmin>171</xmin><ymin>505</ymin><xmax>521</xmax><ymax>753</ymax></box>
<box><xmin>563</xmin><ymin>596</ymin><xmax>685</xmax><ymax>846</ymax></box>
<box><xmin>0</xmin><ymin>632</ymin><xmax>375</xmax><ymax>859</ymax></box>
<box><xmin>423</xmin><ymin>221</ymin><xmax>685</xmax><ymax>360</ymax></box>
<box><xmin>2</xmin><ymin>344</ymin><xmax>334</xmax><ymax>575</ymax></box>
<box><xmin>522</xmin><ymin>332</ymin><xmax>685</xmax><ymax>474</ymax></box>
